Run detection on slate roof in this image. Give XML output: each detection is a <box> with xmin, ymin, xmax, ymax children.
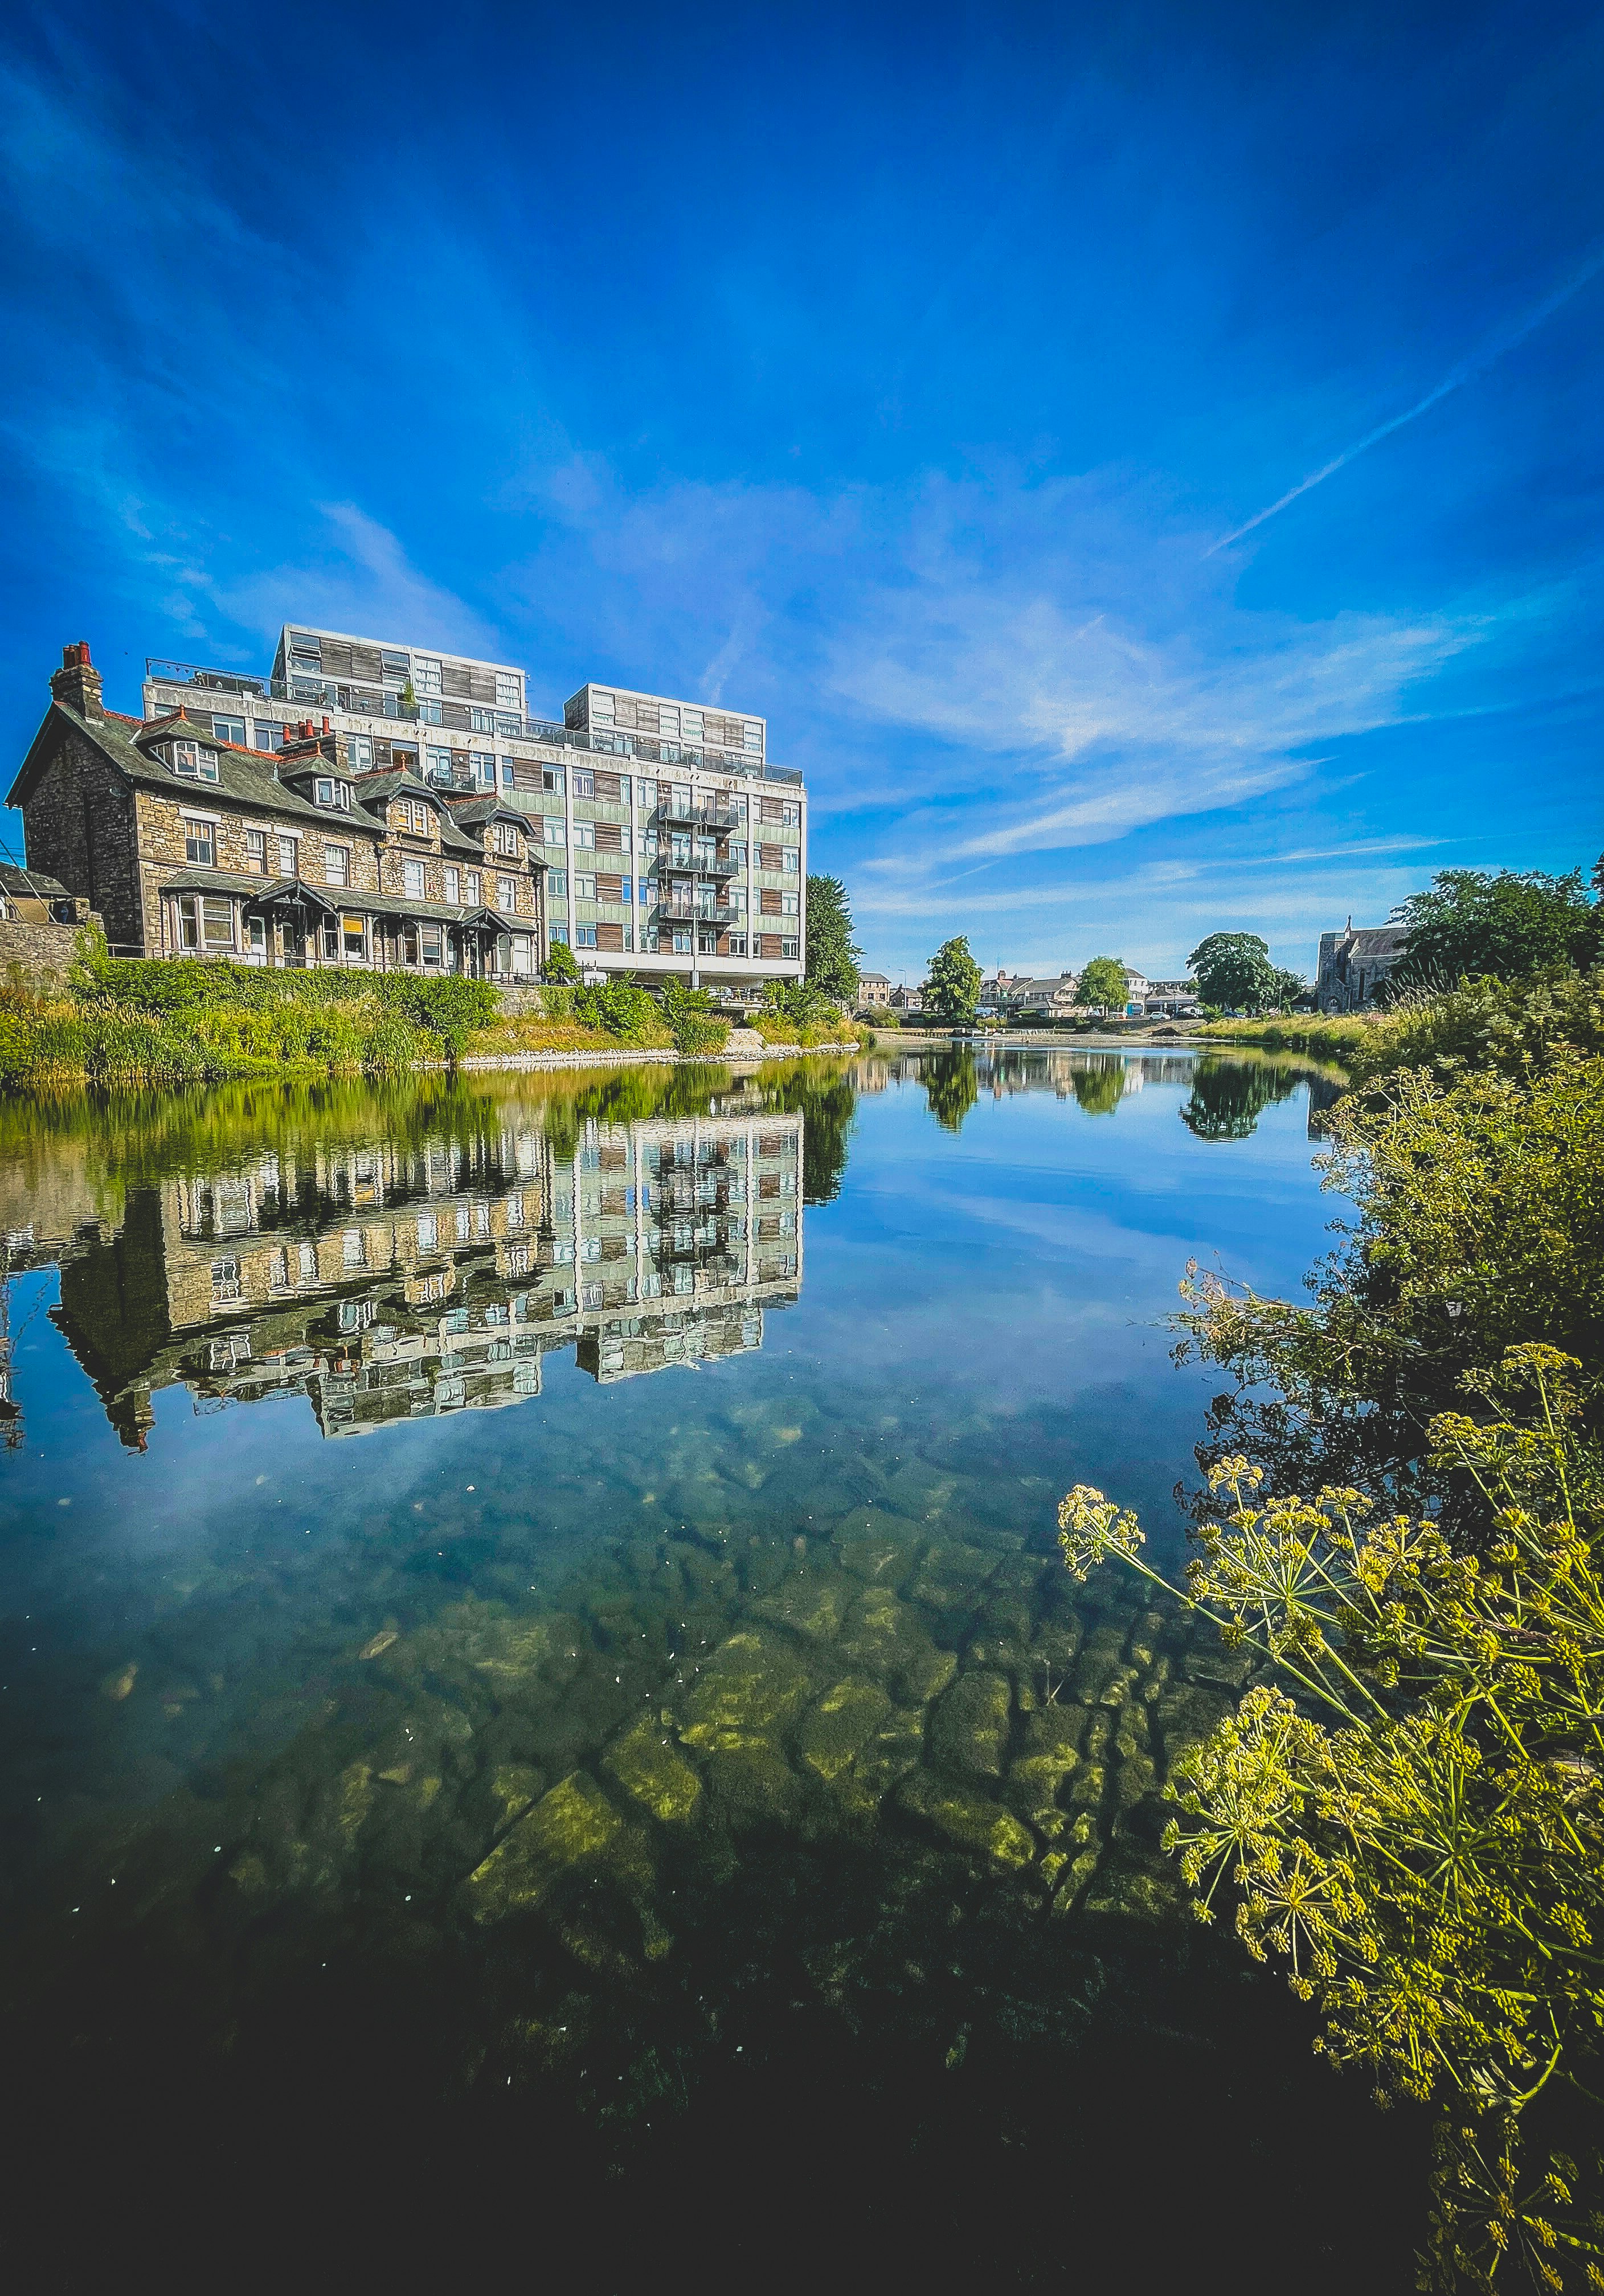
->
<box><xmin>7</xmin><ymin>702</ymin><xmax>362</xmax><ymax>833</ymax></box>
<box><xmin>155</xmin><ymin>868</ymin><xmax>517</xmax><ymax>930</ymax></box>
<box><xmin>0</xmin><ymin>860</ymin><xmax>71</xmax><ymax>900</ymax></box>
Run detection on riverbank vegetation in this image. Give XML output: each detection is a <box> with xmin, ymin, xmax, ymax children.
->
<box><xmin>1063</xmin><ymin>916</ymin><xmax>1604</xmax><ymax>2285</ymax></box>
<box><xmin>0</xmin><ymin>933</ymin><xmax>869</xmax><ymax>1087</ymax></box>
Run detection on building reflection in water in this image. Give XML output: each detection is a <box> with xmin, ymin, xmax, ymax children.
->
<box><xmin>4</xmin><ymin>1093</ymin><xmax>803</xmax><ymax>1448</ymax></box>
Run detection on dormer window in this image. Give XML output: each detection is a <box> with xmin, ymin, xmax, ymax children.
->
<box><xmin>314</xmin><ymin>778</ymin><xmax>352</xmax><ymax>811</ymax></box>
<box><xmin>169</xmin><ymin>739</ymin><xmax>219</xmax><ymax>784</ymax></box>
<box><xmin>398</xmin><ymin>798</ymin><xmax>432</xmax><ymax>837</ymax></box>
<box><xmin>493</xmin><ymin>821</ymin><xmax>522</xmax><ymax>858</ymax></box>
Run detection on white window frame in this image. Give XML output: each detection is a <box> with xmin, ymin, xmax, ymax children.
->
<box><xmin>324</xmin><ymin>843</ymin><xmax>351</xmax><ymax>888</ymax></box>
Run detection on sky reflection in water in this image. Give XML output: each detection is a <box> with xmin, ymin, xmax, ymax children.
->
<box><xmin>0</xmin><ymin>1049</ymin><xmax>1414</xmax><ymax>2289</ymax></box>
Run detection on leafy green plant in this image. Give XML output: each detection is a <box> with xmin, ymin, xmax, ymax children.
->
<box><xmin>658</xmin><ymin>977</ymin><xmax>730</xmax><ymax>1056</ymax></box>
<box><xmin>1059</xmin><ymin>1350</ymin><xmax>1604</xmax><ymax>2291</ymax></box>
<box><xmin>924</xmin><ymin>935</ymin><xmax>981</xmax><ymax>1027</ymax></box>
<box><xmin>1077</xmin><ymin>956</ymin><xmax>1130</xmax><ymax>1012</ymax></box>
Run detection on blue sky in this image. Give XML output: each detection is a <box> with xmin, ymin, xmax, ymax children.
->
<box><xmin>1</xmin><ymin>0</ymin><xmax>1599</xmax><ymax>983</ymax></box>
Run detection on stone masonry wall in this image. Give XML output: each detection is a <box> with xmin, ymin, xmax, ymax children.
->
<box><xmin>21</xmin><ymin>727</ymin><xmax>145</xmax><ymax>953</ymax></box>
<box><xmin>0</xmin><ymin>915</ymin><xmax>104</xmax><ymax>993</ymax></box>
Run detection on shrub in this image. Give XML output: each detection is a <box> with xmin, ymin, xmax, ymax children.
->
<box><xmin>658</xmin><ymin>978</ymin><xmax>730</xmax><ymax>1056</ymax></box>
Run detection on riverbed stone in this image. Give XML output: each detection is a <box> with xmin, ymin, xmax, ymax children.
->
<box><xmin>898</xmin><ymin>1771</ymin><xmax>1036</xmax><ymax>1867</ymax></box>
<box><xmin>464</xmin><ymin>1770</ymin><xmax>642</xmax><ymax>1921</ymax></box>
<box><xmin>679</xmin><ymin>1630</ymin><xmax>811</xmax><ymax>1753</ymax></box>
<box><xmin>929</xmin><ymin>1670</ymin><xmax>1012</xmax><ymax>1777</ymax></box>
<box><xmin>603</xmin><ymin>1720</ymin><xmax>703</xmax><ymax>1823</ymax></box>
<box><xmin>797</xmin><ymin>1677</ymin><xmax>894</xmax><ymax>1782</ymax></box>
<box><xmin>751</xmin><ymin>1564</ymin><xmax>852</xmax><ymax>1641</ymax></box>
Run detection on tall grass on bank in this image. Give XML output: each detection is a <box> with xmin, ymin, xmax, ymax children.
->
<box><xmin>1202</xmin><ymin>966</ymin><xmax>1604</xmax><ymax>1086</ymax></box>
<box><xmin>0</xmin><ymin>935</ymin><xmax>501</xmax><ymax>1089</ymax></box>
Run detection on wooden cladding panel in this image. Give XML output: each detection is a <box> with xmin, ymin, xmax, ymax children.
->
<box><xmin>595</xmin><ymin>921</ymin><xmax>625</xmax><ymax>952</ymax></box>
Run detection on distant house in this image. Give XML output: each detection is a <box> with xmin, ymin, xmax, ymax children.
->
<box><xmin>1317</xmin><ymin>919</ymin><xmax>1409</xmax><ymax>1012</ymax></box>
<box><xmin>889</xmin><ymin>983</ymin><xmax>923</xmax><ymax>1014</ymax></box>
<box><xmin>1143</xmin><ymin>977</ymin><xmax>1201</xmax><ymax>1019</ymax></box>
<box><xmin>857</xmin><ymin>970</ymin><xmax>891</xmax><ymax>1006</ymax></box>
<box><xmin>1002</xmin><ymin>971</ymin><xmax>1081</xmax><ymax>1019</ymax></box>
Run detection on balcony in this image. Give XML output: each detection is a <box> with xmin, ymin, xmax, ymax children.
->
<box><xmin>658</xmin><ymin>901</ymin><xmax>738</xmax><ymax>926</ymax></box>
<box><xmin>144</xmin><ymin>660</ymin><xmax>808</xmax><ymax>782</ymax></box>
<box><xmin>654</xmin><ymin>798</ymin><xmax>746</xmax><ymax>830</ymax></box>
<box><xmin>652</xmin><ymin>850</ymin><xmax>742</xmax><ymax>878</ymax></box>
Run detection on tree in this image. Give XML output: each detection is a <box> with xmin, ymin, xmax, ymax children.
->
<box><xmin>1077</xmin><ymin>956</ymin><xmax>1129</xmax><ymax>1012</ymax></box>
<box><xmin>804</xmin><ymin>875</ymin><xmax>862</xmax><ymax>1002</ymax></box>
<box><xmin>1186</xmin><ymin>932</ymin><xmax>1279</xmax><ymax>1012</ymax></box>
<box><xmin>924</xmin><ymin>936</ymin><xmax>981</xmax><ymax>1027</ymax></box>
<box><xmin>542</xmin><ymin>939</ymin><xmax>580</xmax><ymax>986</ymax></box>
<box><xmin>1270</xmin><ymin>968</ymin><xmax>1311</xmax><ymax>1011</ymax></box>
<box><xmin>1392</xmin><ymin>866</ymin><xmax>1599</xmax><ymax>989</ymax></box>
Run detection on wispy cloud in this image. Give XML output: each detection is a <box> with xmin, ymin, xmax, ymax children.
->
<box><xmin>1205</xmin><ymin>249</ymin><xmax>1604</xmax><ymax>555</ymax></box>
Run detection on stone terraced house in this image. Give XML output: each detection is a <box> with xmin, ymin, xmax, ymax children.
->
<box><xmin>9</xmin><ymin>645</ymin><xmax>547</xmax><ymax>978</ymax></box>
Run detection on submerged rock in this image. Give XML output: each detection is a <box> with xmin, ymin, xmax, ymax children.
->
<box><xmin>680</xmin><ymin>1630</ymin><xmax>811</xmax><ymax>1753</ymax></box>
<box><xmin>898</xmin><ymin>1771</ymin><xmax>1036</xmax><ymax>1868</ymax></box>
<box><xmin>929</xmin><ymin>1670</ymin><xmax>1012</xmax><ymax>1778</ymax></box>
<box><xmin>464</xmin><ymin>1771</ymin><xmax>643</xmax><ymax>1921</ymax></box>
<box><xmin>604</xmin><ymin>1720</ymin><xmax>703</xmax><ymax>1823</ymax></box>
<box><xmin>797</xmin><ymin>1677</ymin><xmax>893</xmax><ymax>1782</ymax></box>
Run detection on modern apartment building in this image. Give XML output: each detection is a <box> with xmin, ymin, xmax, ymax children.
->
<box><xmin>127</xmin><ymin>624</ymin><xmax>807</xmax><ymax>990</ymax></box>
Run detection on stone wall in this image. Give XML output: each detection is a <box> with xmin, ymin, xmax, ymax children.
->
<box><xmin>21</xmin><ymin>725</ymin><xmax>145</xmax><ymax>953</ymax></box>
<box><xmin>0</xmin><ymin>913</ymin><xmax>103</xmax><ymax>993</ymax></box>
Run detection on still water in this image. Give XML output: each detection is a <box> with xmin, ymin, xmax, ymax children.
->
<box><xmin>0</xmin><ymin>1049</ymin><xmax>1417</xmax><ymax>2287</ymax></box>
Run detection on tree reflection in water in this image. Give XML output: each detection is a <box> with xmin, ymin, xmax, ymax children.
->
<box><xmin>921</xmin><ymin>1049</ymin><xmax>980</xmax><ymax>1133</ymax></box>
<box><xmin>1180</xmin><ymin>1056</ymin><xmax>1304</xmax><ymax>1141</ymax></box>
<box><xmin>1070</xmin><ymin>1059</ymin><xmax>1124</xmax><ymax>1116</ymax></box>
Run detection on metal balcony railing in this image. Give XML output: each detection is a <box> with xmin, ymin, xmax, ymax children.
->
<box><xmin>654</xmin><ymin>800</ymin><xmax>746</xmax><ymax>830</ymax></box>
<box><xmin>145</xmin><ymin>661</ymin><xmax>804</xmax><ymax>783</ymax></box>
<box><xmin>651</xmin><ymin>851</ymin><xmax>742</xmax><ymax>879</ymax></box>
<box><xmin>658</xmin><ymin>901</ymin><xmax>738</xmax><ymax>925</ymax></box>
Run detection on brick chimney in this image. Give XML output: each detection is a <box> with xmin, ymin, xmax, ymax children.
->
<box><xmin>51</xmin><ymin>641</ymin><xmax>104</xmax><ymax>720</ymax></box>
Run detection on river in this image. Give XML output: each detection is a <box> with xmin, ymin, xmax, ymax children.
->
<box><xmin>0</xmin><ymin>1048</ymin><xmax>1420</xmax><ymax>2288</ymax></box>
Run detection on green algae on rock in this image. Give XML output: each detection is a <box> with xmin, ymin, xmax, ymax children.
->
<box><xmin>797</xmin><ymin>1676</ymin><xmax>894</xmax><ymax>1782</ymax></box>
<box><xmin>603</xmin><ymin>1720</ymin><xmax>703</xmax><ymax>1823</ymax></box>
<box><xmin>928</xmin><ymin>1669</ymin><xmax>1012</xmax><ymax>1777</ymax></box>
<box><xmin>464</xmin><ymin>1770</ymin><xmax>643</xmax><ymax>1921</ymax></box>
<box><xmin>898</xmin><ymin>1770</ymin><xmax>1037</xmax><ymax>1868</ymax></box>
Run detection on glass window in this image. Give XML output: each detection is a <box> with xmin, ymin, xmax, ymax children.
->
<box><xmin>253</xmin><ymin>721</ymin><xmax>285</xmax><ymax>752</ymax></box>
<box><xmin>572</xmin><ymin>874</ymin><xmax>596</xmax><ymax>901</ymax></box>
<box><xmin>244</xmin><ymin>829</ymin><xmax>267</xmax><ymax>874</ymax></box>
<box><xmin>470</xmin><ymin>709</ymin><xmax>495</xmax><ymax>735</ymax></box>
<box><xmin>781</xmin><ymin>801</ymin><xmax>800</xmax><ymax>827</ymax></box>
<box><xmin>421</xmin><ymin>925</ymin><xmax>442</xmax><ymax>967</ymax></box>
<box><xmin>543</xmin><ymin>817</ymin><xmax>566</xmax><ymax>844</ymax></box>
<box><xmin>444</xmin><ymin>866</ymin><xmax>460</xmax><ymax>904</ymax></box>
<box><xmin>210</xmin><ymin>715</ymin><xmax>246</xmax><ymax>747</ymax></box>
<box><xmin>549</xmin><ymin>923</ymin><xmax>569</xmax><ymax>945</ymax></box>
<box><xmin>781</xmin><ymin>891</ymin><xmax>799</xmax><ymax>916</ymax></box>
<box><xmin>247</xmin><ymin>914</ymin><xmax>267</xmax><ymax>956</ymax></box>
<box><xmin>571</xmin><ymin>821</ymin><xmax>595</xmax><ymax>847</ymax></box>
<box><xmin>277</xmin><ymin>835</ymin><xmax>298</xmax><ymax>876</ymax></box>
<box><xmin>547</xmin><ymin>869</ymin><xmax>567</xmax><ymax>899</ymax></box>
<box><xmin>175</xmin><ymin>895</ymin><xmax>200</xmax><ymax>950</ymax></box>
<box><xmin>413</xmin><ymin>657</ymin><xmax>442</xmax><ymax>696</ymax></box>
<box><xmin>315</xmin><ymin>778</ymin><xmax>334</xmax><ymax>806</ymax></box>
<box><xmin>575</xmin><ymin>925</ymin><xmax>598</xmax><ymax>949</ymax></box>
<box><xmin>427</xmin><ymin>748</ymin><xmax>453</xmax><ymax>782</ymax></box>
<box><xmin>471</xmin><ymin>752</ymin><xmax>494</xmax><ymax>786</ymax></box>
<box><xmin>324</xmin><ymin>845</ymin><xmax>349</xmax><ymax>887</ymax></box>
<box><xmin>201</xmin><ymin>896</ymin><xmax>234</xmax><ymax>949</ymax></box>
<box><xmin>743</xmin><ymin>721</ymin><xmax>762</xmax><ymax>752</ymax></box>
<box><xmin>727</xmin><ymin>933</ymin><xmax>747</xmax><ymax>956</ymax></box>
<box><xmin>572</xmin><ymin>769</ymin><xmax>595</xmax><ymax>798</ymax></box>
<box><xmin>781</xmin><ymin>938</ymin><xmax>799</xmax><ymax>959</ymax></box>
<box><xmin>404</xmin><ymin>858</ymin><xmax>426</xmax><ymax>899</ymax></box>
<box><xmin>495</xmin><ymin>673</ymin><xmax>521</xmax><ymax>711</ymax></box>
<box><xmin>497</xmin><ymin>875</ymin><xmax>517</xmax><ymax>912</ymax></box>
<box><xmin>782</xmin><ymin>848</ymin><xmax>799</xmax><ymax>872</ymax></box>
<box><xmin>184</xmin><ymin>819</ymin><xmax>215</xmax><ymax>867</ymax></box>
<box><xmin>320</xmin><ymin>916</ymin><xmax>339</xmax><ymax>960</ymax></box>
<box><xmin>346</xmin><ymin>735</ymin><xmax>373</xmax><ymax>769</ymax></box>
<box><xmin>464</xmin><ymin>871</ymin><xmax>481</xmax><ymax>905</ymax></box>
<box><xmin>342</xmin><ymin>914</ymin><xmax>367</xmax><ymax>962</ymax></box>
<box><xmin>681</xmin><ymin>708</ymin><xmax>703</xmax><ymax>740</ymax></box>
<box><xmin>171</xmin><ymin>740</ymin><xmax>219</xmax><ymax>784</ymax></box>
<box><xmin>673</xmin><ymin>929</ymin><xmax>692</xmax><ymax>954</ymax></box>
<box><xmin>494</xmin><ymin>822</ymin><xmax>520</xmax><ymax>856</ymax></box>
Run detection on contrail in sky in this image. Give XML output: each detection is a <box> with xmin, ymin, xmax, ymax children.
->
<box><xmin>1205</xmin><ymin>248</ymin><xmax>1604</xmax><ymax>556</ymax></box>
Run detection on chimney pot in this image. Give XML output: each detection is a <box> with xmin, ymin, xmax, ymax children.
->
<box><xmin>51</xmin><ymin>639</ymin><xmax>105</xmax><ymax>720</ymax></box>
